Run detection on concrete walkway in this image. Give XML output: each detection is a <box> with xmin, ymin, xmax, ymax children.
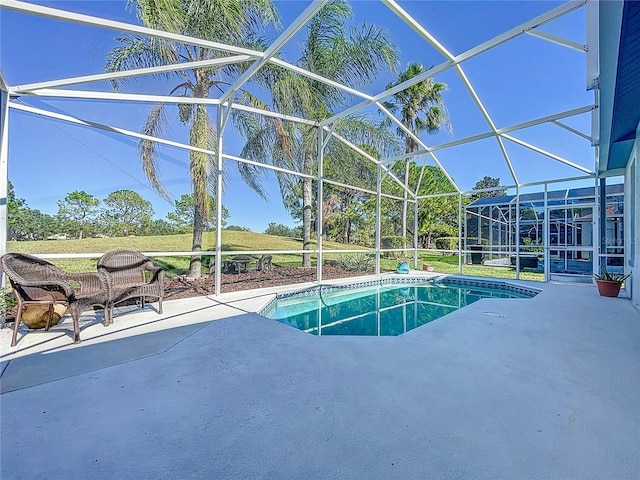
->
<box><xmin>1</xmin><ymin>277</ymin><xmax>639</xmax><ymax>479</ymax></box>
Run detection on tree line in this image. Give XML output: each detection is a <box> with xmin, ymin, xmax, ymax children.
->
<box><xmin>7</xmin><ymin>182</ymin><xmax>229</xmax><ymax>241</ymax></box>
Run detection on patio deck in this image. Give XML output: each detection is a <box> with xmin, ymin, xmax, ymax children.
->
<box><xmin>1</xmin><ymin>275</ymin><xmax>639</xmax><ymax>479</ymax></box>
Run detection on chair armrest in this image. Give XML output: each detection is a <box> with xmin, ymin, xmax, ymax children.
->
<box><xmin>144</xmin><ymin>265</ymin><xmax>164</xmax><ymax>283</ymax></box>
<box><xmin>10</xmin><ymin>277</ymin><xmax>76</xmax><ymax>299</ymax></box>
<box><xmin>65</xmin><ymin>271</ymin><xmax>110</xmax><ymax>294</ymax></box>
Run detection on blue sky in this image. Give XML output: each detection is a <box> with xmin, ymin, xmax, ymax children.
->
<box><xmin>0</xmin><ymin>0</ymin><xmax>595</xmax><ymax>232</ymax></box>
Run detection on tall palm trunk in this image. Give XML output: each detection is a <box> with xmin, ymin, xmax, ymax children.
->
<box><xmin>401</xmin><ymin>131</ymin><xmax>416</xmax><ymax>252</ymax></box>
<box><xmin>189</xmin><ymin>202</ymin><xmax>204</xmax><ymax>277</ymax></box>
<box><xmin>343</xmin><ymin>193</ymin><xmax>353</xmax><ymax>244</ymax></box>
<box><xmin>187</xmin><ymin>81</ymin><xmax>210</xmax><ymax>278</ymax></box>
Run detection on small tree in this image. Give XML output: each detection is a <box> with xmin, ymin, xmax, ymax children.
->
<box><xmin>149</xmin><ymin>219</ymin><xmax>179</xmax><ymax>236</ymax></box>
<box><xmin>470</xmin><ymin>176</ymin><xmax>507</xmax><ymax>201</ymax></box>
<box><xmin>7</xmin><ymin>181</ymin><xmax>59</xmax><ymax>240</ymax></box>
<box><xmin>102</xmin><ymin>190</ymin><xmax>154</xmax><ymax>236</ymax></box>
<box><xmin>265</xmin><ymin>222</ymin><xmax>298</xmax><ymax>237</ymax></box>
<box><xmin>57</xmin><ymin>190</ymin><xmax>100</xmax><ymax>239</ymax></box>
<box><xmin>166</xmin><ymin>193</ymin><xmax>228</xmax><ymax>233</ymax></box>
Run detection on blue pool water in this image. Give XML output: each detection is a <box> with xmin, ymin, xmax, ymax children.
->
<box><xmin>261</xmin><ymin>279</ymin><xmax>537</xmax><ymax>336</ymax></box>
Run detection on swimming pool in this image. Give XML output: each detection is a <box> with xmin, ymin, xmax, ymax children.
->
<box><xmin>260</xmin><ymin>278</ymin><xmax>538</xmax><ymax>336</ymax></box>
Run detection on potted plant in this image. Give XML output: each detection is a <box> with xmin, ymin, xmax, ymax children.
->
<box><xmin>594</xmin><ymin>266</ymin><xmax>631</xmax><ymax>298</ymax></box>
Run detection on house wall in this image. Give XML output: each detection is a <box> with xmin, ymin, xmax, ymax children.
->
<box><xmin>626</xmin><ymin>132</ymin><xmax>639</xmax><ymax>311</ymax></box>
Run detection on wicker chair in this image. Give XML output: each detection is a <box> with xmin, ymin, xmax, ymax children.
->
<box><xmin>257</xmin><ymin>254</ymin><xmax>273</xmax><ymax>271</ymax></box>
<box><xmin>0</xmin><ymin>253</ymin><xmax>109</xmax><ymax>346</ymax></box>
<box><xmin>97</xmin><ymin>250</ymin><xmax>164</xmax><ymax>324</ymax></box>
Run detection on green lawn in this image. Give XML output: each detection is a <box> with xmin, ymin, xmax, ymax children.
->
<box><xmin>381</xmin><ymin>254</ymin><xmax>544</xmax><ymax>282</ymax></box>
<box><xmin>6</xmin><ymin>232</ymin><xmax>364</xmax><ymax>275</ymax></box>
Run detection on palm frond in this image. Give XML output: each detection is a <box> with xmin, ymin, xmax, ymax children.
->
<box><xmin>139</xmin><ymin>103</ymin><xmax>171</xmax><ymax>201</ymax></box>
<box><xmin>105</xmin><ymin>35</ymin><xmax>180</xmax><ymax>89</ymax></box>
<box><xmin>132</xmin><ymin>0</ymin><xmax>186</xmax><ymax>32</ymax></box>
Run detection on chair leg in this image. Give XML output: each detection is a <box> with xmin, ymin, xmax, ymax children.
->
<box><xmin>11</xmin><ymin>303</ymin><xmax>24</xmax><ymax>347</ymax></box>
<box><xmin>158</xmin><ymin>297</ymin><xmax>163</xmax><ymax>315</ymax></box>
<box><xmin>102</xmin><ymin>305</ymin><xmax>110</xmax><ymax>326</ymax></box>
<box><xmin>71</xmin><ymin>312</ymin><xmax>81</xmax><ymax>344</ymax></box>
<box><xmin>44</xmin><ymin>303</ymin><xmax>54</xmax><ymax>332</ymax></box>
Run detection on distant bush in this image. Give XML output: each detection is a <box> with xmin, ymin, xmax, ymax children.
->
<box><xmin>380</xmin><ymin>236</ymin><xmax>405</xmax><ymax>258</ymax></box>
<box><xmin>225</xmin><ymin>225</ymin><xmax>251</xmax><ymax>231</ymax></box>
<box><xmin>435</xmin><ymin>237</ymin><xmax>459</xmax><ymax>254</ymax></box>
<box><xmin>265</xmin><ymin>222</ymin><xmax>301</xmax><ymax>238</ymax></box>
<box><xmin>336</xmin><ymin>253</ymin><xmax>375</xmax><ymax>273</ymax></box>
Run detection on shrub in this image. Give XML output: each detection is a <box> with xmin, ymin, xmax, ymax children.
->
<box><xmin>336</xmin><ymin>253</ymin><xmax>375</xmax><ymax>273</ymax></box>
<box><xmin>264</xmin><ymin>222</ymin><xmax>300</xmax><ymax>238</ymax></box>
<box><xmin>380</xmin><ymin>236</ymin><xmax>405</xmax><ymax>258</ymax></box>
<box><xmin>0</xmin><ymin>288</ymin><xmax>16</xmax><ymax>325</ymax></box>
<box><xmin>435</xmin><ymin>237</ymin><xmax>459</xmax><ymax>252</ymax></box>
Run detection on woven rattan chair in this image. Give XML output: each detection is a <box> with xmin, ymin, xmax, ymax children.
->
<box><xmin>97</xmin><ymin>250</ymin><xmax>164</xmax><ymax>324</ymax></box>
<box><xmin>1</xmin><ymin>253</ymin><xmax>109</xmax><ymax>346</ymax></box>
<box><xmin>257</xmin><ymin>254</ymin><xmax>272</xmax><ymax>271</ymax></box>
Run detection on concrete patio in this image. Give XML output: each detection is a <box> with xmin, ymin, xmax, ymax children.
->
<box><xmin>1</xmin><ymin>276</ymin><xmax>639</xmax><ymax>479</ymax></box>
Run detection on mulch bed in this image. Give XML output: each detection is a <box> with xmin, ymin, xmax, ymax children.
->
<box><xmin>164</xmin><ymin>265</ymin><xmax>366</xmax><ymax>300</ymax></box>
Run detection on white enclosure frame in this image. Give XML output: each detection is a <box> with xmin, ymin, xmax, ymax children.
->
<box><xmin>0</xmin><ymin>0</ymin><xmax>609</xmax><ymax>293</ymax></box>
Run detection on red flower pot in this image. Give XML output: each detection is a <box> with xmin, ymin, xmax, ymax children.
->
<box><xmin>596</xmin><ymin>279</ymin><xmax>622</xmax><ymax>297</ymax></box>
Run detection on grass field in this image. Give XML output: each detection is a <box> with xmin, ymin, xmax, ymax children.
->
<box><xmin>7</xmin><ymin>232</ymin><xmax>544</xmax><ymax>282</ymax></box>
<box><xmin>7</xmin><ymin>231</ymin><xmax>364</xmax><ymax>275</ymax></box>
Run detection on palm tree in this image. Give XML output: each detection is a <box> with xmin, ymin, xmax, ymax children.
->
<box><xmin>382</xmin><ymin>62</ymin><xmax>450</xmax><ymax>245</ymax></box>
<box><xmin>233</xmin><ymin>0</ymin><xmax>398</xmax><ymax>267</ymax></box>
<box><xmin>105</xmin><ymin>0</ymin><xmax>280</xmax><ymax>277</ymax></box>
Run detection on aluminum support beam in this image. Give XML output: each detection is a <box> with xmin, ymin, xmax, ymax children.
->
<box><xmin>14</xmin><ymin>88</ymin><xmax>318</xmax><ymax>127</ymax></box>
<box><xmin>550</xmin><ymin>120</ymin><xmax>593</xmax><ymax>142</ymax></box>
<box><xmin>585</xmin><ymin>0</ymin><xmax>599</xmax><ymax>91</ymax></box>
<box><xmin>413</xmin><ymin>200</ymin><xmax>419</xmax><ymax>268</ymax></box>
<box><xmin>219</xmin><ymin>0</ymin><xmax>328</xmax><ymax>105</ymax></box>
<box><xmin>0</xmin><ymin>89</ymin><xmax>9</xmax><ymax>257</ymax></box>
<box><xmin>316</xmin><ymin>127</ymin><xmax>324</xmax><ymax>284</ymax></box>
<box><xmin>515</xmin><ymin>187</ymin><xmax>521</xmax><ymax>280</ymax></box>
<box><xmin>524</xmin><ymin>29</ymin><xmax>587</xmax><ymax>52</ymax></box>
<box><xmin>10</xmin><ymin>102</ymin><xmax>216</xmax><ymax>156</ymax></box>
<box><xmin>12</xmin><ymin>56</ymin><xmax>255</xmax><ymax>92</ymax></box>
<box><xmin>1</xmin><ymin>0</ymin><xmax>262</xmax><ymax>57</ymax></box>
<box><xmin>427</xmin><ymin>151</ymin><xmax>461</xmax><ymax>193</ymax></box>
<box><xmin>0</xmin><ymin>69</ymin><xmax>8</xmax><ymax>91</ymax></box>
<box><xmin>12</xmin><ymin>102</ymin><xmax>320</xmax><ymax>182</ymax></box>
<box><xmin>378</xmin><ymin>0</ymin><xmax>521</xmax><ymax>189</ymax></box>
<box><xmin>324</xmin><ymin>0</ymin><xmax>586</xmax><ymax>126</ymax></box>
<box><xmin>599</xmin><ymin>177</ymin><xmax>607</xmax><ymax>274</ymax></box>
<box><xmin>544</xmin><ymin>184</ymin><xmax>550</xmax><ymax>281</ymax></box>
<box><xmin>501</xmin><ymin>133</ymin><xmax>593</xmax><ymax>174</ymax></box>
<box><xmin>17</xmin><ymin>88</ymin><xmax>222</xmax><ymax>105</ymax></box>
<box><xmin>214</xmin><ymin>106</ymin><xmax>225</xmax><ymax>296</ymax></box>
<box><xmin>0</xmin><ymin>0</ymin><xmax>369</xmax><ymax>108</ymax></box>
<box><xmin>376</xmin><ymin>101</ymin><xmax>460</xmax><ymax>193</ymax></box>
<box><xmin>380</xmin><ymin>105</ymin><xmax>594</xmax><ymax>164</ymax></box>
<box><xmin>325</xmin><ymin>129</ymin><xmax>414</xmax><ymax>197</ymax></box>
<box><xmin>458</xmin><ymin>194</ymin><xmax>463</xmax><ymax>274</ymax></box>
<box><xmin>375</xmin><ymin>164</ymin><xmax>382</xmax><ymax>275</ymax></box>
